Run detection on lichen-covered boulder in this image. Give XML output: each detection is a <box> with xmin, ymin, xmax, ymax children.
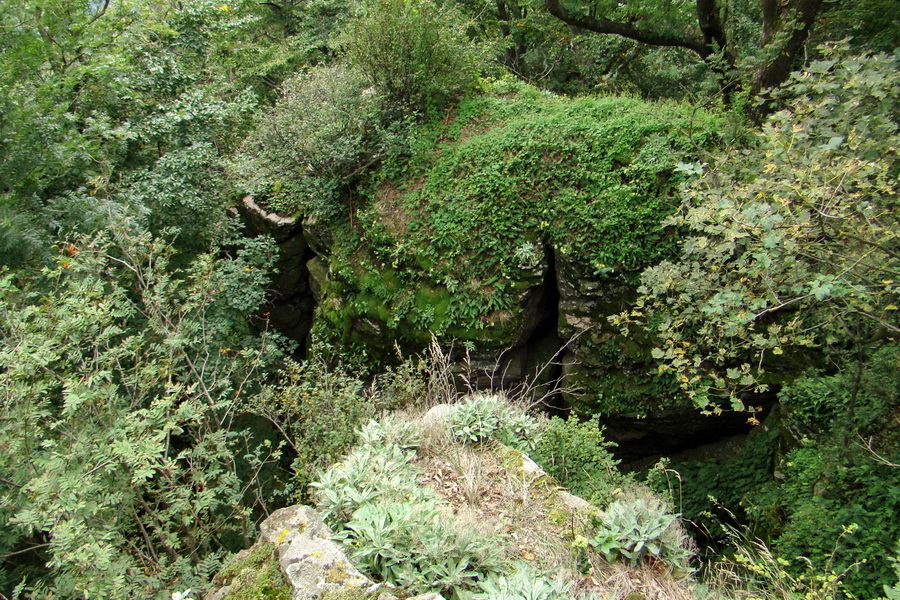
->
<box><xmin>207</xmin><ymin>505</ymin><xmax>446</xmax><ymax>600</ymax></box>
<box><xmin>260</xmin><ymin>506</ymin><xmax>370</xmax><ymax>600</ymax></box>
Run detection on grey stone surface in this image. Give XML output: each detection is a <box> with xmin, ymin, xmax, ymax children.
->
<box><xmin>422</xmin><ymin>404</ymin><xmax>453</xmax><ymax>428</ymax></box>
<box><xmin>302</xmin><ymin>214</ymin><xmax>334</xmax><ymax>257</ymax></box>
<box><xmin>237</xmin><ymin>195</ymin><xmax>314</xmax><ymax>345</ymax></box>
<box><xmin>260</xmin><ymin>506</ymin><xmax>370</xmax><ymax>600</ymax></box>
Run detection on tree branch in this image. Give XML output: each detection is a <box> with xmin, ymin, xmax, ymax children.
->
<box><xmin>544</xmin><ymin>0</ymin><xmax>708</xmax><ymax>56</ymax></box>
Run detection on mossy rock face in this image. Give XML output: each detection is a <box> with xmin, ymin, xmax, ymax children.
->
<box><xmin>213</xmin><ymin>542</ymin><xmax>291</xmax><ymax>600</ymax></box>
<box><xmin>309</xmin><ymin>80</ymin><xmax>722</xmax><ymax>394</ymax></box>
<box><xmin>313</xmin><ymin>225</ymin><xmax>552</xmax><ymax>367</ymax></box>
<box><xmin>307</xmin><ymin>256</ymin><xmax>329</xmax><ymax>304</ymax></box>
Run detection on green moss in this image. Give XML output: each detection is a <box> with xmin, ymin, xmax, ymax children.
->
<box><xmin>214</xmin><ymin>543</ymin><xmax>291</xmax><ymax>600</ymax></box>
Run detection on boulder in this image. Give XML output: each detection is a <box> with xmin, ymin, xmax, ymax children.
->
<box><xmin>207</xmin><ymin>505</ymin><xmax>447</xmax><ymax>600</ymax></box>
<box><xmin>260</xmin><ymin>506</ymin><xmax>369</xmax><ymax>600</ymax></box>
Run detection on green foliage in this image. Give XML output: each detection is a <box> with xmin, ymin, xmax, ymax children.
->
<box><xmin>232</xmin><ymin>65</ymin><xmax>386</xmax><ymax>219</ymax></box>
<box><xmin>0</xmin><ymin>0</ymin><xmax>284</xmax><ymax>266</ymax></box>
<box><xmin>781</xmin><ymin>346</ymin><xmax>900</xmax><ymax>435</ymax></box>
<box><xmin>341</xmin><ymin>0</ymin><xmax>482</xmax><ymax>113</ymax></box>
<box><xmin>813</xmin><ymin>0</ymin><xmax>900</xmax><ymax>53</ymax></box>
<box><xmin>467</xmin><ymin>563</ymin><xmax>570</xmax><ymax>600</ymax></box>
<box><xmin>250</xmin><ymin>357</ymin><xmax>380</xmax><ymax>502</ymax></box>
<box><xmin>354</xmin><ymin>415</ymin><xmax>422</xmax><ymax>450</ymax></box>
<box><xmin>315</xmin><ymin>83</ymin><xmax>722</xmax><ymax>361</ymax></box>
<box><xmin>772</xmin><ymin>349</ymin><xmax>900</xmax><ymax>598</ymax></box>
<box><xmin>752</xmin><ymin>442</ymin><xmax>900</xmax><ymax>598</ymax></box>
<box><xmin>585</xmin><ymin>497</ymin><xmax>693</xmax><ymax>568</ymax></box>
<box><xmin>883</xmin><ymin>547</ymin><xmax>900</xmax><ymax>600</ymax></box>
<box><xmin>530</xmin><ymin>415</ymin><xmax>628</xmax><ymax>505</ymax></box>
<box><xmin>0</xmin><ymin>223</ymin><xmax>283</xmax><ymax>598</ymax></box>
<box><xmin>447</xmin><ymin>394</ymin><xmax>540</xmax><ymax>451</ymax></box>
<box><xmin>711</xmin><ymin>524</ymin><xmax>863</xmax><ymax>600</ymax></box>
<box><xmin>619</xmin><ymin>45</ymin><xmax>900</xmax><ymax>411</ymax></box>
<box><xmin>339</xmin><ymin>499</ymin><xmax>506</xmax><ymax>599</ymax></box>
<box><xmin>674</xmin><ymin>348</ymin><xmax>900</xmax><ymax>598</ymax></box>
<box><xmin>665</xmin><ymin>425</ymin><xmax>779</xmax><ymax>536</ymax></box>
<box><xmin>458</xmin><ymin>0</ymin><xmax>711</xmax><ymax>100</ymax></box>
<box><xmin>565</xmin><ymin>360</ymin><xmax>685</xmax><ymax>416</ymax></box>
<box><xmin>312</xmin><ymin>419</ymin><xmax>428</xmax><ymax>526</ymax></box>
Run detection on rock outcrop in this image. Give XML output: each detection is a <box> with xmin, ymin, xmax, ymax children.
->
<box><xmin>206</xmin><ymin>505</ymin><xmax>444</xmax><ymax>600</ymax></box>
<box><xmin>233</xmin><ymin>91</ymin><xmax>770</xmax><ymax>461</ymax></box>
<box><xmin>237</xmin><ymin>196</ymin><xmax>315</xmax><ymax>346</ymax></box>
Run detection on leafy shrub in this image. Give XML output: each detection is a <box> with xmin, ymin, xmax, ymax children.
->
<box><xmin>341</xmin><ymin>0</ymin><xmax>482</xmax><ymax>112</ymax></box>
<box><xmin>447</xmin><ymin>394</ymin><xmax>540</xmax><ymax>451</ymax></box>
<box><xmin>884</xmin><ymin>547</ymin><xmax>900</xmax><ymax>600</ymax></box>
<box><xmin>469</xmin><ymin>563</ymin><xmax>570</xmax><ymax>600</ymax></box>
<box><xmin>733</xmin><ymin>348</ymin><xmax>900</xmax><ymax>598</ymax></box>
<box><xmin>448</xmin><ymin>394</ymin><xmax>501</xmax><ymax>442</ymax></box>
<box><xmin>530</xmin><ymin>415</ymin><xmax>629</xmax><ymax>505</ymax></box>
<box><xmin>760</xmin><ymin>442</ymin><xmax>900</xmax><ymax>599</ymax></box>
<box><xmin>781</xmin><ymin>346</ymin><xmax>900</xmax><ymax>435</ymax></box>
<box><xmin>233</xmin><ymin>65</ymin><xmax>383</xmax><ymax>218</ymax></box>
<box><xmin>665</xmin><ymin>424</ymin><xmax>779</xmax><ymax>537</ymax></box>
<box><xmin>312</xmin><ymin>438</ymin><xmax>428</xmax><ymax>527</ymax></box>
<box><xmin>0</xmin><ymin>224</ymin><xmax>282</xmax><ymax>597</ymax></box>
<box><xmin>708</xmin><ymin>525</ymin><xmax>863</xmax><ymax>600</ymax></box>
<box><xmin>313</xmin><ymin>417</ymin><xmax>507</xmax><ymax>599</ymax></box>
<box><xmin>338</xmin><ymin>499</ymin><xmax>506</xmax><ymax>599</ymax></box>
<box><xmin>355</xmin><ymin>415</ymin><xmax>422</xmax><ymax>450</ymax></box>
<box><xmin>623</xmin><ymin>46</ymin><xmax>900</xmax><ymax>411</ymax></box>
<box><xmin>251</xmin><ymin>358</ymin><xmax>374</xmax><ymax>501</ymax></box>
<box><xmin>587</xmin><ymin>497</ymin><xmax>693</xmax><ymax>568</ymax></box>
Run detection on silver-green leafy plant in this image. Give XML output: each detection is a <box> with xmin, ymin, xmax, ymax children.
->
<box><xmin>337</xmin><ymin>499</ymin><xmax>506</xmax><ymax>599</ymax></box>
<box><xmin>313</xmin><ymin>417</ymin><xmax>507</xmax><ymax>600</ymax></box>
<box><xmin>447</xmin><ymin>394</ymin><xmax>540</xmax><ymax>451</ymax></box>
<box><xmin>467</xmin><ymin>563</ymin><xmax>570</xmax><ymax>600</ymax></box>
<box><xmin>588</xmin><ymin>497</ymin><xmax>693</xmax><ymax>568</ymax></box>
<box><xmin>311</xmin><ymin>441</ymin><xmax>428</xmax><ymax>527</ymax></box>
<box><xmin>355</xmin><ymin>416</ymin><xmax>421</xmax><ymax>451</ymax></box>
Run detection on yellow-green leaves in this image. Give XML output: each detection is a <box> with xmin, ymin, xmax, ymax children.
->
<box><xmin>622</xmin><ymin>45</ymin><xmax>900</xmax><ymax>410</ymax></box>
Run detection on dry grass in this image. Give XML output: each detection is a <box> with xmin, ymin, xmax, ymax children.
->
<box><xmin>385</xmin><ymin>341</ymin><xmax>708</xmax><ymax>599</ymax></box>
<box><xmin>583</xmin><ymin>561</ymin><xmax>699</xmax><ymax>600</ymax></box>
<box><xmin>403</xmin><ymin>405</ymin><xmax>706</xmax><ymax>600</ymax></box>
<box><xmin>372</xmin><ymin>177</ymin><xmax>424</xmax><ymax>238</ymax></box>
<box><xmin>415</xmin><ymin>414</ymin><xmax>579</xmax><ymax>573</ymax></box>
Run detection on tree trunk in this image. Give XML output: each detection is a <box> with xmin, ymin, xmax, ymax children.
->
<box><xmin>751</xmin><ymin>0</ymin><xmax>825</xmax><ymax>101</ymax></box>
